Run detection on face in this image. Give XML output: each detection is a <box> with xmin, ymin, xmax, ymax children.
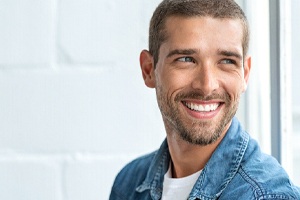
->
<box><xmin>140</xmin><ymin>16</ymin><xmax>251</xmax><ymax>146</ymax></box>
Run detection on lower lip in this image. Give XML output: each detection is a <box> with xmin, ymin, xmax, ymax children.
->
<box><xmin>181</xmin><ymin>102</ymin><xmax>222</xmax><ymax>119</ymax></box>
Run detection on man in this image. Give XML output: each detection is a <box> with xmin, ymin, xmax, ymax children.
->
<box><xmin>110</xmin><ymin>0</ymin><xmax>300</xmax><ymax>199</ymax></box>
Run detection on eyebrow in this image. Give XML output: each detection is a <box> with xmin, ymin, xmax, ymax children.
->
<box><xmin>166</xmin><ymin>48</ymin><xmax>243</xmax><ymax>60</ymax></box>
<box><xmin>217</xmin><ymin>49</ymin><xmax>243</xmax><ymax>60</ymax></box>
<box><xmin>166</xmin><ymin>49</ymin><xmax>198</xmax><ymax>58</ymax></box>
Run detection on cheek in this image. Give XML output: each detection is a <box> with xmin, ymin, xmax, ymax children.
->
<box><xmin>159</xmin><ymin>69</ymin><xmax>190</xmax><ymax>90</ymax></box>
<box><xmin>221</xmin><ymin>74</ymin><xmax>245</xmax><ymax>97</ymax></box>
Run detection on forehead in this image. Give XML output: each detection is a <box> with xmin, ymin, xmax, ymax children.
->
<box><xmin>161</xmin><ymin>16</ymin><xmax>244</xmax><ymax>54</ymax></box>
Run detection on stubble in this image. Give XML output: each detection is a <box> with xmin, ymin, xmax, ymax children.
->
<box><xmin>156</xmin><ymin>86</ymin><xmax>240</xmax><ymax>146</ymax></box>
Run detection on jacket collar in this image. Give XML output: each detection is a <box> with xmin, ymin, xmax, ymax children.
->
<box><xmin>135</xmin><ymin>139</ymin><xmax>170</xmax><ymax>200</ymax></box>
<box><xmin>136</xmin><ymin>117</ymin><xmax>249</xmax><ymax>200</ymax></box>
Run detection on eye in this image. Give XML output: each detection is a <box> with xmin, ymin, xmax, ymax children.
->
<box><xmin>219</xmin><ymin>59</ymin><xmax>236</xmax><ymax>65</ymax></box>
<box><xmin>176</xmin><ymin>57</ymin><xmax>195</xmax><ymax>63</ymax></box>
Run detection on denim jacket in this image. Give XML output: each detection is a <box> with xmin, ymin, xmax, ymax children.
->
<box><xmin>109</xmin><ymin>117</ymin><xmax>300</xmax><ymax>200</ymax></box>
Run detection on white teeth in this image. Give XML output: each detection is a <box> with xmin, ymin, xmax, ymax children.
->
<box><xmin>204</xmin><ymin>105</ymin><xmax>210</xmax><ymax>111</ymax></box>
<box><xmin>185</xmin><ymin>102</ymin><xmax>219</xmax><ymax>112</ymax></box>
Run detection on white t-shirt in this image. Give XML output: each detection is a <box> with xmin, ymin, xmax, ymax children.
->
<box><xmin>161</xmin><ymin>164</ymin><xmax>202</xmax><ymax>200</ymax></box>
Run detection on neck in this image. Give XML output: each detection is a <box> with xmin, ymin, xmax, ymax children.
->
<box><xmin>165</xmin><ymin>123</ymin><xmax>230</xmax><ymax>178</ymax></box>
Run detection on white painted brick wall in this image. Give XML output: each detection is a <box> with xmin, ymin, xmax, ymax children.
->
<box><xmin>0</xmin><ymin>0</ymin><xmax>164</xmax><ymax>199</ymax></box>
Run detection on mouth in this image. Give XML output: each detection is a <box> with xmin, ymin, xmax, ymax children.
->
<box><xmin>182</xmin><ymin>100</ymin><xmax>223</xmax><ymax>119</ymax></box>
<box><xmin>183</xmin><ymin>101</ymin><xmax>220</xmax><ymax>112</ymax></box>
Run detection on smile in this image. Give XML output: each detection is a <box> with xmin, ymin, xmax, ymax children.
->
<box><xmin>183</xmin><ymin>101</ymin><xmax>220</xmax><ymax>112</ymax></box>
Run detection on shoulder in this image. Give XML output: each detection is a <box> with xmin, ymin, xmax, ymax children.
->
<box><xmin>109</xmin><ymin>151</ymin><xmax>157</xmax><ymax>199</ymax></box>
<box><xmin>223</xmin><ymin>137</ymin><xmax>300</xmax><ymax>199</ymax></box>
<box><xmin>116</xmin><ymin>151</ymin><xmax>157</xmax><ymax>185</ymax></box>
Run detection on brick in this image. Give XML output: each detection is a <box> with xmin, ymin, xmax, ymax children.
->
<box><xmin>0</xmin><ymin>69</ymin><xmax>165</xmax><ymax>153</ymax></box>
<box><xmin>64</xmin><ymin>157</ymin><xmax>133</xmax><ymax>200</ymax></box>
<box><xmin>58</xmin><ymin>0</ymin><xmax>141</xmax><ymax>65</ymax></box>
<box><xmin>0</xmin><ymin>160</ymin><xmax>60</xmax><ymax>200</ymax></box>
<box><xmin>0</xmin><ymin>0</ymin><xmax>54</xmax><ymax>66</ymax></box>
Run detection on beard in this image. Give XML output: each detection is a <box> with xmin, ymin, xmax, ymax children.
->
<box><xmin>156</xmin><ymin>86</ymin><xmax>240</xmax><ymax>146</ymax></box>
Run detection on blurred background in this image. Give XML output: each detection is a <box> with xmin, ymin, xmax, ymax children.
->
<box><xmin>0</xmin><ymin>0</ymin><xmax>299</xmax><ymax>199</ymax></box>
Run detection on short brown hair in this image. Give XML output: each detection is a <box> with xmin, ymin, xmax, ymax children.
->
<box><xmin>149</xmin><ymin>0</ymin><xmax>250</xmax><ymax>67</ymax></box>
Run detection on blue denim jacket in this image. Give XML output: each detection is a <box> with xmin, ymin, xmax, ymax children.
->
<box><xmin>110</xmin><ymin>117</ymin><xmax>300</xmax><ymax>199</ymax></box>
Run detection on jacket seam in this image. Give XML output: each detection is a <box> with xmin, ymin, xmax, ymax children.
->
<box><xmin>239</xmin><ymin>166</ymin><xmax>294</xmax><ymax>199</ymax></box>
<box><xmin>239</xmin><ymin>165</ymin><xmax>264</xmax><ymax>198</ymax></box>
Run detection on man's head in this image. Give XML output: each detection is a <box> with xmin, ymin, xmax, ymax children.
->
<box><xmin>149</xmin><ymin>0</ymin><xmax>249</xmax><ymax>67</ymax></box>
<box><xmin>140</xmin><ymin>0</ymin><xmax>251</xmax><ymax>146</ymax></box>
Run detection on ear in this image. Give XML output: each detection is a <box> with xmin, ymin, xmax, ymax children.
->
<box><xmin>140</xmin><ymin>50</ymin><xmax>156</xmax><ymax>88</ymax></box>
<box><xmin>242</xmin><ymin>56</ymin><xmax>251</xmax><ymax>92</ymax></box>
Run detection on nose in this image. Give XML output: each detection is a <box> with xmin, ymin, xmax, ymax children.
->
<box><xmin>191</xmin><ymin>65</ymin><xmax>219</xmax><ymax>95</ymax></box>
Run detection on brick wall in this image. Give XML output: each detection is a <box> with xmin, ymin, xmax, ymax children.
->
<box><xmin>0</xmin><ymin>0</ymin><xmax>164</xmax><ymax>199</ymax></box>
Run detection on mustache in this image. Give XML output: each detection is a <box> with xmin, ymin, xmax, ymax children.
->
<box><xmin>174</xmin><ymin>91</ymin><xmax>231</xmax><ymax>102</ymax></box>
